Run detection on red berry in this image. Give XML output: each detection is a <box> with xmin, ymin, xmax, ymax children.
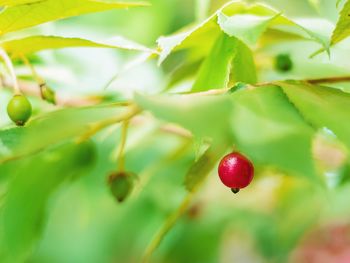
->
<box><xmin>218</xmin><ymin>152</ymin><xmax>254</xmax><ymax>193</ymax></box>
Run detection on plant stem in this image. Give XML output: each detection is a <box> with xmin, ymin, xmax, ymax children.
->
<box><xmin>306</xmin><ymin>76</ymin><xmax>350</xmax><ymax>84</ymax></box>
<box><xmin>184</xmin><ymin>75</ymin><xmax>350</xmax><ymax>97</ymax></box>
<box><xmin>117</xmin><ymin>120</ymin><xmax>129</xmax><ymax>171</ymax></box>
<box><xmin>21</xmin><ymin>55</ymin><xmax>45</xmax><ymax>86</ymax></box>
<box><xmin>76</xmin><ymin>105</ymin><xmax>140</xmax><ymax>143</ymax></box>
<box><xmin>0</xmin><ymin>49</ymin><xmax>20</xmax><ymax>94</ymax></box>
<box><xmin>141</xmin><ymin>190</ymin><xmax>196</xmax><ymax>263</ymax></box>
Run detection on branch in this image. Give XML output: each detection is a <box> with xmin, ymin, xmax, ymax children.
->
<box><xmin>306</xmin><ymin>76</ymin><xmax>350</xmax><ymax>84</ymax></box>
<box><xmin>0</xmin><ymin>76</ymin><xmax>102</xmax><ymax>107</ymax></box>
<box><xmin>180</xmin><ymin>75</ymin><xmax>350</xmax><ymax>97</ymax></box>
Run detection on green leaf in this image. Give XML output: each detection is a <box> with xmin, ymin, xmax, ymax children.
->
<box><xmin>0</xmin><ymin>0</ymin><xmax>147</xmax><ymax>36</ymax></box>
<box><xmin>192</xmin><ymin>32</ymin><xmax>257</xmax><ymax>92</ymax></box>
<box><xmin>1</xmin><ymin>35</ymin><xmax>153</xmax><ymax>58</ymax></box>
<box><xmin>157</xmin><ymin>1</ymin><xmax>330</xmax><ymax>64</ymax></box>
<box><xmin>0</xmin><ymin>104</ymin><xmax>134</xmax><ymax>164</ymax></box>
<box><xmin>0</xmin><ymin>0</ymin><xmax>43</xmax><ymax>6</ymax></box>
<box><xmin>219</xmin><ymin>8</ymin><xmax>330</xmax><ymax>53</ymax></box>
<box><xmin>0</xmin><ymin>141</ymin><xmax>96</xmax><ymax>263</ymax></box>
<box><xmin>230</xmin><ymin>39</ymin><xmax>257</xmax><ymax>84</ymax></box>
<box><xmin>192</xmin><ymin>33</ymin><xmax>236</xmax><ymax>92</ymax></box>
<box><xmin>217</xmin><ymin>11</ymin><xmax>280</xmax><ymax>46</ymax></box>
<box><xmin>156</xmin><ymin>1</ymin><xmax>247</xmax><ymax>64</ymax></box>
<box><xmin>185</xmin><ymin>145</ymin><xmax>226</xmax><ymax>191</ymax></box>
<box><xmin>134</xmin><ymin>93</ymin><xmax>233</xmax><ymax>144</ymax></box>
<box><xmin>331</xmin><ymin>0</ymin><xmax>350</xmax><ymax>44</ymax></box>
<box><xmin>230</xmin><ymin>86</ymin><xmax>317</xmax><ymax>179</ymax></box>
<box><xmin>278</xmin><ymin>81</ymin><xmax>350</xmax><ymax>151</ymax></box>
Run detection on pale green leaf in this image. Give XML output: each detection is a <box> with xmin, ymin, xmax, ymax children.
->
<box><xmin>192</xmin><ymin>32</ymin><xmax>257</xmax><ymax>92</ymax></box>
<box><xmin>278</xmin><ymin>81</ymin><xmax>350</xmax><ymax>150</ymax></box>
<box><xmin>156</xmin><ymin>1</ymin><xmax>247</xmax><ymax>64</ymax></box>
<box><xmin>219</xmin><ymin>7</ymin><xmax>330</xmax><ymax>53</ymax></box>
<box><xmin>157</xmin><ymin>1</ymin><xmax>330</xmax><ymax>64</ymax></box>
<box><xmin>135</xmin><ymin>93</ymin><xmax>233</xmax><ymax>144</ymax></box>
<box><xmin>217</xmin><ymin>12</ymin><xmax>280</xmax><ymax>46</ymax></box>
<box><xmin>192</xmin><ymin>32</ymin><xmax>236</xmax><ymax>92</ymax></box>
<box><xmin>230</xmin><ymin>39</ymin><xmax>257</xmax><ymax>84</ymax></box>
<box><xmin>0</xmin><ymin>141</ymin><xmax>96</xmax><ymax>262</ymax></box>
<box><xmin>0</xmin><ymin>0</ymin><xmax>147</xmax><ymax>36</ymax></box>
<box><xmin>1</xmin><ymin>35</ymin><xmax>153</xmax><ymax>58</ymax></box>
<box><xmin>331</xmin><ymin>0</ymin><xmax>350</xmax><ymax>44</ymax></box>
<box><xmin>230</xmin><ymin>86</ymin><xmax>317</xmax><ymax>179</ymax></box>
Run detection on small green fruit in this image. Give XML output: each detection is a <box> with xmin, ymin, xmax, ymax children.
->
<box><xmin>40</xmin><ymin>84</ymin><xmax>56</xmax><ymax>104</ymax></box>
<box><xmin>7</xmin><ymin>94</ymin><xmax>32</xmax><ymax>126</ymax></box>
<box><xmin>108</xmin><ymin>172</ymin><xmax>134</xmax><ymax>203</ymax></box>
<box><xmin>275</xmin><ymin>54</ymin><xmax>293</xmax><ymax>72</ymax></box>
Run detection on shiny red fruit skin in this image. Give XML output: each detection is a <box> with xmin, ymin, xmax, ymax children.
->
<box><xmin>218</xmin><ymin>152</ymin><xmax>254</xmax><ymax>189</ymax></box>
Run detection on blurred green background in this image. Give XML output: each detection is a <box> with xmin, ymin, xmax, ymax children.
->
<box><xmin>1</xmin><ymin>0</ymin><xmax>350</xmax><ymax>263</ymax></box>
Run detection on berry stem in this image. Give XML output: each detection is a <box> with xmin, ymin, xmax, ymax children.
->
<box><xmin>117</xmin><ymin>120</ymin><xmax>129</xmax><ymax>171</ymax></box>
<box><xmin>21</xmin><ymin>55</ymin><xmax>46</xmax><ymax>87</ymax></box>
<box><xmin>76</xmin><ymin>105</ymin><xmax>139</xmax><ymax>143</ymax></box>
<box><xmin>0</xmin><ymin>49</ymin><xmax>20</xmax><ymax>95</ymax></box>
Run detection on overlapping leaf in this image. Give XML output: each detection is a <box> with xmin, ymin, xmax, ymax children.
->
<box><xmin>192</xmin><ymin>32</ymin><xmax>237</xmax><ymax>92</ymax></box>
<box><xmin>135</xmin><ymin>93</ymin><xmax>233</xmax><ymax>145</ymax></box>
<box><xmin>0</xmin><ymin>0</ymin><xmax>147</xmax><ymax>35</ymax></box>
<box><xmin>217</xmin><ymin>11</ymin><xmax>280</xmax><ymax>46</ymax></box>
<box><xmin>278</xmin><ymin>81</ymin><xmax>350</xmax><ymax>150</ymax></box>
<box><xmin>230</xmin><ymin>39</ymin><xmax>257</xmax><ymax>84</ymax></box>
<box><xmin>331</xmin><ymin>0</ymin><xmax>350</xmax><ymax>44</ymax></box>
<box><xmin>229</xmin><ymin>86</ymin><xmax>317</xmax><ymax>179</ymax></box>
<box><xmin>157</xmin><ymin>0</ymin><xmax>330</xmax><ymax>65</ymax></box>
<box><xmin>0</xmin><ymin>141</ymin><xmax>96</xmax><ymax>263</ymax></box>
<box><xmin>136</xmin><ymin>86</ymin><xmax>318</xmax><ymax>180</ymax></box>
<box><xmin>192</xmin><ymin>32</ymin><xmax>257</xmax><ymax>92</ymax></box>
<box><xmin>1</xmin><ymin>35</ymin><xmax>153</xmax><ymax>58</ymax></box>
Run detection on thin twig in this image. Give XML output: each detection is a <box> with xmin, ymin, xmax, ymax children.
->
<box><xmin>21</xmin><ymin>55</ymin><xmax>45</xmax><ymax>85</ymax></box>
<box><xmin>117</xmin><ymin>120</ymin><xmax>129</xmax><ymax>171</ymax></box>
<box><xmin>0</xmin><ymin>49</ymin><xmax>20</xmax><ymax>94</ymax></box>
<box><xmin>76</xmin><ymin>106</ymin><xmax>140</xmax><ymax>143</ymax></box>
<box><xmin>0</xmin><ymin>76</ymin><xmax>101</xmax><ymax>107</ymax></box>
<box><xmin>306</xmin><ymin>76</ymin><xmax>350</xmax><ymax>84</ymax></box>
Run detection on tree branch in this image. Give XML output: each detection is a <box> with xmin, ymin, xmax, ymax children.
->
<box><xmin>306</xmin><ymin>76</ymin><xmax>350</xmax><ymax>84</ymax></box>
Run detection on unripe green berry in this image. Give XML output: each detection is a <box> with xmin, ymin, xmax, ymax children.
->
<box><xmin>40</xmin><ymin>84</ymin><xmax>56</xmax><ymax>104</ymax></box>
<box><xmin>7</xmin><ymin>94</ymin><xmax>32</xmax><ymax>126</ymax></box>
<box><xmin>275</xmin><ymin>54</ymin><xmax>293</xmax><ymax>72</ymax></box>
<box><xmin>108</xmin><ymin>172</ymin><xmax>134</xmax><ymax>203</ymax></box>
